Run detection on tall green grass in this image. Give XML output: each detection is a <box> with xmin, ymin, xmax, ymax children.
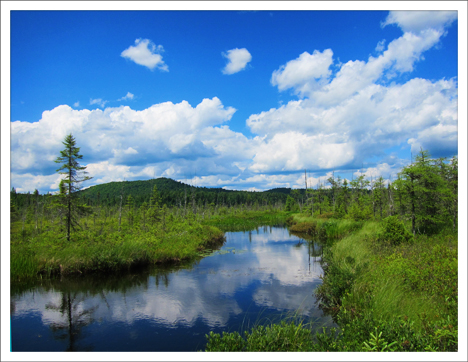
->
<box><xmin>314</xmin><ymin>217</ymin><xmax>458</xmax><ymax>351</ymax></box>
<box><xmin>10</xmin><ymin>222</ymin><xmax>224</xmax><ymax>281</ymax></box>
<box><xmin>288</xmin><ymin>214</ymin><xmax>365</xmax><ymax>241</ymax></box>
<box><xmin>10</xmin><ymin>250</ymin><xmax>38</xmax><ymax>280</ymax></box>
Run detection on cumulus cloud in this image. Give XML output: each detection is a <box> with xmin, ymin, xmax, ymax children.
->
<box><xmin>121</xmin><ymin>38</ymin><xmax>168</xmax><ymax>71</ymax></box>
<box><xmin>271</xmin><ymin>49</ymin><xmax>333</xmax><ymax>97</ymax></box>
<box><xmin>247</xmin><ymin>77</ymin><xmax>457</xmax><ymax>174</ymax></box>
<box><xmin>9</xmin><ymin>12</ymin><xmax>458</xmax><ymax>193</ymax></box>
<box><xmin>10</xmin><ymin>98</ymin><xmax>243</xmax><ymax>193</ymax></box>
<box><xmin>246</xmin><ymin>14</ymin><xmax>457</xmax><ymax>176</ymax></box>
<box><xmin>222</xmin><ymin>48</ymin><xmax>252</xmax><ymax>74</ymax></box>
<box><xmin>382</xmin><ymin>10</ymin><xmax>458</xmax><ymax>33</ymax></box>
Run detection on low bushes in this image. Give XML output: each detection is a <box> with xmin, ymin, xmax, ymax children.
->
<box><xmin>378</xmin><ymin>215</ymin><xmax>413</xmax><ymax>246</ymax></box>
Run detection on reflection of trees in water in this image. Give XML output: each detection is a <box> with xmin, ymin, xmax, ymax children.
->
<box><xmin>306</xmin><ymin>240</ymin><xmax>323</xmax><ymax>273</ymax></box>
<box><xmin>45</xmin><ymin>291</ymin><xmax>97</xmax><ymax>351</ymax></box>
<box><xmin>11</xmin><ymin>259</ymin><xmax>198</xmax><ymax>298</ymax></box>
<box><xmin>154</xmin><ymin>269</ymin><xmax>171</xmax><ymax>288</ymax></box>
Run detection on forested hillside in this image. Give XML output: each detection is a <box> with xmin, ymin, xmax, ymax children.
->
<box><xmin>11</xmin><ymin>177</ymin><xmax>292</xmax><ymax>211</ymax></box>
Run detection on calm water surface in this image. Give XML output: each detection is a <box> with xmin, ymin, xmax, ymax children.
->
<box><xmin>11</xmin><ymin>226</ymin><xmax>334</xmax><ymax>351</ymax></box>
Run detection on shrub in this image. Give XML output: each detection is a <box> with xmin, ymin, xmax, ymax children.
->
<box><xmin>205</xmin><ymin>331</ymin><xmax>246</xmax><ymax>352</ymax></box>
<box><xmin>379</xmin><ymin>216</ymin><xmax>413</xmax><ymax>246</ymax></box>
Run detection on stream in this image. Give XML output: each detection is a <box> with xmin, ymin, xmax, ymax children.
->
<box><xmin>10</xmin><ymin>225</ymin><xmax>335</xmax><ymax>351</ymax></box>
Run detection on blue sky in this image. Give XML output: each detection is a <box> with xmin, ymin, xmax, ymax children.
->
<box><xmin>5</xmin><ymin>5</ymin><xmax>464</xmax><ymax>193</ymax></box>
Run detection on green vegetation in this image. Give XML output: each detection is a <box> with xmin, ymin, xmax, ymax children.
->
<box><xmin>205</xmin><ymin>215</ymin><xmax>458</xmax><ymax>352</ymax></box>
<box><xmin>10</xmin><ymin>212</ymin><xmax>225</xmax><ymax>280</ymax></box>
<box><xmin>10</xmin><ymin>137</ymin><xmax>458</xmax><ymax>352</ymax></box>
<box><xmin>10</xmin><ymin>134</ymin><xmax>292</xmax><ymax>281</ymax></box>
<box><xmin>205</xmin><ymin>151</ymin><xmax>458</xmax><ymax>352</ymax></box>
<box><xmin>205</xmin><ymin>321</ymin><xmax>314</xmax><ymax>352</ymax></box>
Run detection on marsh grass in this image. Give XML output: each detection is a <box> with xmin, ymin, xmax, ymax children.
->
<box><xmin>10</xmin><ymin>221</ymin><xmax>225</xmax><ymax>280</ymax></box>
<box><xmin>314</xmin><ymin>217</ymin><xmax>458</xmax><ymax>351</ymax></box>
<box><xmin>288</xmin><ymin>214</ymin><xmax>365</xmax><ymax>242</ymax></box>
<box><xmin>205</xmin><ymin>305</ymin><xmax>333</xmax><ymax>352</ymax></box>
<box><xmin>10</xmin><ymin>250</ymin><xmax>37</xmax><ymax>280</ymax></box>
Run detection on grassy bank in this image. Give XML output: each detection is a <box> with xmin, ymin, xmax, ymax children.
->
<box><xmin>202</xmin><ymin>209</ymin><xmax>289</xmax><ymax>232</ymax></box>
<box><xmin>205</xmin><ymin>213</ymin><xmax>458</xmax><ymax>352</ymax></box>
<box><xmin>10</xmin><ymin>216</ymin><xmax>224</xmax><ymax>281</ymax></box>
<box><xmin>10</xmin><ymin>208</ymin><xmax>287</xmax><ymax>281</ymax></box>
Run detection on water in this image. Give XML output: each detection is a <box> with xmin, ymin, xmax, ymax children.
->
<box><xmin>10</xmin><ymin>226</ymin><xmax>334</xmax><ymax>351</ymax></box>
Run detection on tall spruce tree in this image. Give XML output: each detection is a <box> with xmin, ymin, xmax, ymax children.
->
<box><xmin>395</xmin><ymin>149</ymin><xmax>452</xmax><ymax>235</ymax></box>
<box><xmin>55</xmin><ymin>133</ymin><xmax>92</xmax><ymax>241</ymax></box>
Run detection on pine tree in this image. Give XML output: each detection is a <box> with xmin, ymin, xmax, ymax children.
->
<box><xmin>55</xmin><ymin>133</ymin><xmax>92</xmax><ymax>241</ymax></box>
<box><xmin>396</xmin><ymin>149</ymin><xmax>452</xmax><ymax>235</ymax></box>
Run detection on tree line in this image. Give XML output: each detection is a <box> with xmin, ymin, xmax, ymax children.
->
<box><xmin>11</xmin><ymin>134</ymin><xmax>458</xmax><ymax>241</ymax></box>
<box><xmin>284</xmin><ymin>150</ymin><xmax>457</xmax><ymax>235</ymax></box>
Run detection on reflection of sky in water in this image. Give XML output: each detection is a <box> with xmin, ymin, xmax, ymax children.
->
<box><xmin>11</xmin><ymin>227</ymin><xmax>332</xmax><ymax>351</ymax></box>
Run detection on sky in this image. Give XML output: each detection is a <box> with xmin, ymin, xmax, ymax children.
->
<box><xmin>4</xmin><ymin>4</ymin><xmax>465</xmax><ymax>194</ymax></box>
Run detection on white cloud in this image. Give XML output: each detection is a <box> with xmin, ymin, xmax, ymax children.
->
<box><xmin>246</xmin><ymin>13</ymin><xmax>457</xmax><ymax>176</ymax></box>
<box><xmin>9</xmin><ymin>12</ymin><xmax>458</xmax><ymax>194</ymax></box>
<box><xmin>247</xmin><ymin>76</ymin><xmax>457</xmax><ymax>174</ymax></box>
<box><xmin>73</xmin><ymin>101</ymin><xmax>80</xmax><ymax>107</ymax></box>
<box><xmin>382</xmin><ymin>10</ymin><xmax>457</xmax><ymax>33</ymax></box>
<box><xmin>269</xmin><ymin>24</ymin><xmax>446</xmax><ymax>107</ymax></box>
<box><xmin>249</xmin><ymin>132</ymin><xmax>354</xmax><ymax>173</ymax></box>
<box><xmin>375</xmin><ymin>40</ymin><xmax>386</xmax><ymax>52</ymax></box>
<box><xmin>89</xmin><ymin>98</ymin><xmax>108</xmax><ymax>108</ymax></box>
<box><xmin>121</xmin><ymin>38</ymin><xmax>168</xmax><ymax>71</ymax></box>
<box><xmin>10</xmin><ymin>173</ymin><xmax>63</xmax><ymax>193</ymax></box>
<box><xmin>271</xmin><ymin>49</ymin><xmax>333</xmax><ymax>97</ymax></box>
<box><xmin>118</xmin><ymin>92</ymin><xmax>134</xmax><ymax>101</ymax></box>
<box><xmin>222</xmin><ymin>48</ymin><xmax>252</xmax><ymax>75</ymax></box>
<box><xmin>10</xmin><ymin>98</ymin><xmax>242</xmax><ymax>192</ymax></box>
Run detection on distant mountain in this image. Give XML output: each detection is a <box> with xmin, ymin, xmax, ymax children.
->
<box><xmin>78</xmin><ymin>177</ymin><xmax>295</xmax><ymax>207</ymax></box>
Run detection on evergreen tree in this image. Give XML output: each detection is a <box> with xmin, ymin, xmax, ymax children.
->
<box><xmin>373</xmin><ymin>176</ymin><xmax>386</xmax><ymax>219</ymax></box>
<box><xmin>284</xmin><ymin>195</ymin><xmax>298</xmax><ymax>212</ymax></box>
<box><xmin>395</xmin><ymin>150</ymin><xmax>452</xmax><ymax>235</ymax></box>
<box><xmin>55</xmin><ymin>133</ymin><xmax>92</xmax><ymax>241</ymax></box>
<box><xmin>348</xmin><ymin>174</ymin><xmax>371</xmax><ymax>220</ymax></box>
